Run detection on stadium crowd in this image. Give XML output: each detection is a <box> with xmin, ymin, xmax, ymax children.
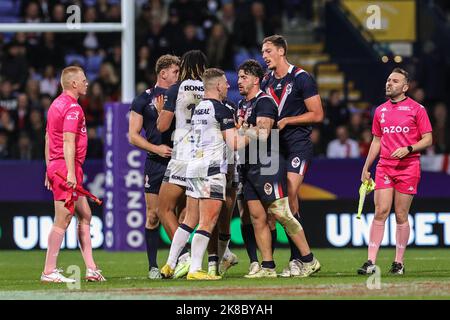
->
<box><xmin>0</xmin><ymin>0</ymin><xmax>449</xmax><ymax>160</ymax></box>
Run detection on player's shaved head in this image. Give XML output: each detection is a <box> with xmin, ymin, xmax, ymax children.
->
<box><xmin>202</xmin><ymin>68</ymin><xmax>225</xmax><ymax>89</ymax></box>
<box><xmin>61</xmin><ymin>66</ymin><xmax>84</xmax><ymax>89</ymax></box>
<box><xmin>202</xmin><ymin>68</ymin><xmax>228</xmax><ymax>100</ymax></box>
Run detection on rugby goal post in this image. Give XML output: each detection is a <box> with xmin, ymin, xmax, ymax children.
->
<box><xmin>0</xmin><ymin>1</ymin><xmax>135</xmax><ymax>103</ymax></box>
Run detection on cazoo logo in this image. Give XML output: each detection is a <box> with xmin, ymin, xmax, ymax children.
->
<box><xmin>382</xmin><ymin>126</ymin><xmax>410</xmax><ymax>134</ymax></box>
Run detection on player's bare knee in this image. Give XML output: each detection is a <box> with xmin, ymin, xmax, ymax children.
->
<box><xmin>146</xmin><ymin>210</ymin><xmax>159</xmax><ymax>229</ymax></box>
<box><xmin>375</xmin><ymin>204</ymin><xmax>390</xmax><ymax>219</ymax></box>
<box><xmin>395</xmin><ymin>212</ymin><xmax>409</xmax><ymax>224</ymax></box>
<box><xmin>250</xmin><ymin>213</ymin><xmax>266</xmax><ymax>229</ymax></box>
<box><xmin>78</xmin><ymin>217</ymin><xmax>91</xmax><ymax>225</ymax></box>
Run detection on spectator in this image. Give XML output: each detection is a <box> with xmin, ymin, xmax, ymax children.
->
<box><xmin>104</xmin><ymin>43</ymin><xmax>122</xmax><ymax>76</ymax></box>
<box><xmin>95</xmin><ymin>0</ymin><xmax>110</xmax><ymax>22</ymax></box>
<box><xmin>11</xmin><ymin>132</ymin><xmax>33</xmax><ymax>160</ymax></box>
<box><xmin>12</xmin><ymin>93</ymin><xmax>30</xmax><ymax>133</ymax></box>
<box><xmin>323</xmin><ymin>89</ymin><xmax>349</xmax><ymax>143</ymax></box>
<box><xmin>27</xmin><ymin>108</ymin><xmax>45</xmax><ymax>159</ymax></box>
<box><xmin>136</xmin><ymin>45</ymin><xmax>154</xmax><ymax>86</ymax></box>
<box><xmin>86</xmin><ymin>126</ymin><xmax>103</xmax><ymax>159</ymax></box>
<box><xmin>40</xmin><ymin>65</ymin><xmax>59</xmax><ymax>97</ymax></box>
<box><xmin>23</xmin><ymin>1</ymin><xmax>42</xmax><ymax>46</ymax></box>
<box><xmin>410</xmin><ymin>87</ymin><xmax>426</xmax><ymax>105</ymax></box>
<box><xmin>80</xmin><ymin>81</ymin><xmax>105</xmax><ymax>127</ymax></box>
<box><xmin>25</xmin><ymin>79</ymin><xmax>41</xmax><ymax>108</ymax></box>
<box><xmin>0</xmin><ymin>129</ymin><xmax>10</xmax><ymax>159</ymax></box>
<box><xmin>181</xmin><ymin>23</ymin><xmax>205</xmax><ymax>53</ymax></box>
<box><xmin>40</xmin><ymin>94</ymin><xmax>52</xmax><ymax>119</ymax></box>
<box><xmin>311</xmin><ymin>127</ymin><xmax>326</xmax><ymax>157</ymax></box>
<box><xmin>0</xmin><ymin>108</ymin><xmax>15</xmax><ymax>134</ymax></box>
<box><xmin>36</xmin><ymin>32</ymin><xmax>65</xmax><ymax>70</ymax></box>
<box><xmin>136</xmin><ymin>3</ymin><xmax>154</xmax><ymax>42</ymax></box>
<box><xmin>359</xmin><ymin>128</ymin><xmax>372</xmax><ymax>157</ymax></box>
<box><xmin>145</xmin><ymin>19</ymin><xmax>170</xmax><ymax>61</ymax></box>
<box><xmin>160</xmin><ymin>7</ymin><xmax>184</xmax><ymax>56</ymax></box>
<box><xmin>206</xmin><ymin>23</ymin><xmax>232</xmax><ymax>69</ymax></box>
<box><xmin>95</xmin><ymin>62</ymin><xmax>119</xmax><ymax>101</ymax></box>
<box><xmin>1</xmin><ymin>42</ymin><xmax>29</xmax><ymax>91</ymax></box>
<box><xmin>82</xmin><ymin>7</ymin><xmax>100</xmax><ymax>51</ymax></box>
<box><xmin>217</xmin><ymin>1</ymin><xmax>236</xmax><ymax>36</ymax></box>
<box><xmin>326</xmin><ymin>125</ymin><xmax>360</xmax><ymax>158</ymax></box>
<box><xmin>348</xmin><ymin>112</ymin><xmax>364</xmax><ymax>140</ymax></box>
<box><xmin>431</xmin><ymin>102</ymin><xmax>450</xmax><ymax>154</ymax></box>
<box><xmin>0</xmin><ymin>81</ymin><xmax>18</xmax><ymax>112</ymax></box>
<box><xmin>235</xmin><ymin>1</ymin><xmax>275</xmax><ymax>51</ymax></box>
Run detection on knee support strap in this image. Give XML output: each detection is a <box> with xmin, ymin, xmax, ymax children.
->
<box><xmin>267</xmin><ymin>197</ymin><xmax>303</xmax><ymax>236</ymax></box>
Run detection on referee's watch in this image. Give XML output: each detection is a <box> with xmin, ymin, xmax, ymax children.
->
<box><xmin>407</xmin><ymin>145</ymin><xmax>413</xmax><ymax>153</ymax></box>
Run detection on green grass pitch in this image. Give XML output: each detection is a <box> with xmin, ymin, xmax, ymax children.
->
<box><xmin>0</xmin><ymin>248</ymin><xmax>449</xmax><ymax>299</ymax></box>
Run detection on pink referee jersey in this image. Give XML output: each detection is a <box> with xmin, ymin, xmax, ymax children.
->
<box><xmin>47</xmin><ymin>92</ymin><xmax>87</xmax><ymax>165</ymax></box>
<box><xmin>372</xmin><ymin>97</ymin><xmax>432</xmax><ymax>164</ymax></box>
<box><xmin>372</xmin><ymin>97</ymin><xmax>432</xmax><ymax>194</ymax></box>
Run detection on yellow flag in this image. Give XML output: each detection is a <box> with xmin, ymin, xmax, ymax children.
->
<box><xmin>357</xmin><ymin>179</ymin><xmax>376</xmax><ymax>219</ymax></box>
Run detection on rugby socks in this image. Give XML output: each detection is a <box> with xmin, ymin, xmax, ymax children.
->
<box><xmin>78</xmin><ymin>223</ymin><xmax>97</xmax><ymax>270</ymax></box>
<box><xmin>190</xmin><ymin>230</ymin><xmax>211</xmax><ymax>273</ymax></box>
<box><xmin>287</xmin><ymin>213</ymin><xmax>302</xmax><ymax>261</ymax></box>
<box><xmin>208</xmin><ymin>254</ymin><xmax>219</xmax><ymax>268</ymax></box>
<box><xmin>271</xmin><ymin>228</ymin><xmax>277</xmax><ymax>253</ymax></box>
<box><xmin>300</xmin><ymin>252</ymin><xmax>314</xmax><ymax>263</ymax></box>
<box><xmin>44</xmin><ymin>225</ymin><xmax>66</xmax><ymax>274</ymax></box>
<box><xmin>261</xmin><ymin>260</ymin><xmax>276</xmax><ymax>269</ymax></box>
<box><xmin>218</xmin><ymin>233</ymin><xmax>230</xmax><ymax>262</ymax></box>
<box><xmin>395</xmin><ymin>222</ymin><xmax>410</xmax><ymax>264</ymax></box>
<box><xmin>241</xmin><ymin>224</ymin><xmax>258</xmax><ymax>263</ymax></box>
<box><xmin>167</xmin><ymin>224</ymin><xmax>193</xmax><ymax>269</ymax></box>
<box><xmin>368</xmin><ymin>220</ymin><xmax>386</xmax><ymax>263</ymax></box>
<box><xmin>145</xmin><ymin>227</ymin><xmax>160</xmax><ymax>269</ymax></box>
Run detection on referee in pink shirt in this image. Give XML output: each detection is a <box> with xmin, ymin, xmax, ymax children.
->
<box><xmin>358</xmin><ymin>68</ymin><xmax>432</xmax><ymax>275</ymax></box>
<box><xmin>42</xmin><ymin>66</ymin><xmax>105</xmax><ymax>283</ymax></box>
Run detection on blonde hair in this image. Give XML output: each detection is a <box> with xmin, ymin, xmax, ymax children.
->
<box><xmin>155</xmin><ymin>54</ymin><xmax>180</xmax><ymax>74</ymax></box>
<box><xmin>61</xmin><ymin>66</ymin><xmax>84</xmax><ymax>89</ymax></box>
<box><xmin>202</xmin><ymin>68</ymin><xmax>225</xmax><ymax>90</ymax></box>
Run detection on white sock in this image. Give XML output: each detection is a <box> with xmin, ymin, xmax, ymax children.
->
<box><xmin>222</xmin><ymin>246</ymin><xmax>232</xmax><ymax>261</ymax></box>
<box><xmin>167</xmin><ymin>225</ymin><xmax>192</xmax><ymax>269</ymax></box>
<box><xmin>189</xmin><ymin>231</ymin><xmax>211</xmax><ymax>273</ymax></box>
<box><xmin>218</xmin><ymin>237</ymin><xmax>230</xmax><ymax>262</ymax></box>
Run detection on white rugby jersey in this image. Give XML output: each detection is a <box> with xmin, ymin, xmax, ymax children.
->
<box><xmin>186</xmin><ymin>98</ymin><xmax>236</xmax><ymax>178</ymax></box>
<box><xmin>163</xmin><ymin>79</ymin><xmax>204</xmax><ymax>161</ymax></box>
